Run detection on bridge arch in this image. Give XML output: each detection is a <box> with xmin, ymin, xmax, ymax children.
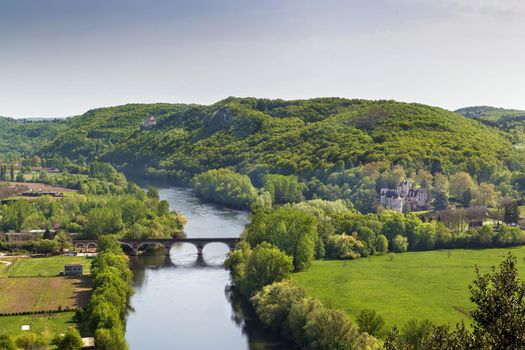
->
<box><xmin>74</xmin><ymin>242</ymin><xmax>86</xmax><ymax>252</ymax></box>
<box><xmin>136</xmin><ymin>242</ymin><xmax>170</xmax><ymax>255</ymax></box>
<box><xmin>120</xmin><ymin>242</ymin><xmax>135</xmax><ymax>255</ymax></box>
<box><xmin>86</xmin><ymin>242</ymin><xmax>98</xmax><ymax>253</ymax></box>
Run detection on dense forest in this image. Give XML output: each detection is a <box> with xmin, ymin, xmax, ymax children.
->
<box><xmin>2</xmin><ymin>98</ymin><xmax>525</xmax><ymax>212</ymax></box>
<box><xmin>456</xmin><ymin>106</ymin><xmax>525</xmax><ymax>144</ymax></box>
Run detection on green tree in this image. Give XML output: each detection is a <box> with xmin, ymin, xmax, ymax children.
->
<box><xmin>357</xmin><ymin>309</ymin><xmax>385</xmax><ymax>337</ymax></box>
<box><xmin>251</xmin><ymin>279</ymin><xmax>306</xmax><ymax>331</ymax></box>
<box><xmin>374</xmin><ymin>234</ymin><xmax>388</xmax><ymax>255</ymax></box>
<box><xmin>503</xmin><ymin>200</ymin><xmax>520</xmax><ymax>225</ymax></box>
<box><xmin>263</xmin><ymin>174</ymin><xmax>304</xmax><ymax>204</ymax></box>
<box><xmin>247</xmin><ymin>207</ymin><xmax>318</xmax><ymax>271</ymax></box>
<box><xmin>469</xmin><ymin>253</ymin><xmax>525</xmax><ymax>348</ymax></box>
<box><xmin>392</xmin><ymin>235</ymin><xmax>408</xmax><ymax>253</ymax></box>
<box><xmin>51</xmin><ymin>328</ymin><xmax>83</xmax><ymax>350</ymax></box>
<box><xmin>401</xmin><ymin>319</ymin><xmax>433</xmax><ymax>350</ymax></box>
<box><xmin>0</xmin><ymin>335</ymin><xmax>16</xmax><ymax>350</ymax></box>
<box><xmin>240</xmin><ymin>242</ymin><xmax>293</xmax><ymax>295</ymax></box>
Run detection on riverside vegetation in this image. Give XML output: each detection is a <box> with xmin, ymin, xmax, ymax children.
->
<box><xmin>1</xmin><ymin>98</ymin><xmax>525</xmax><ymax>349</ymax></box>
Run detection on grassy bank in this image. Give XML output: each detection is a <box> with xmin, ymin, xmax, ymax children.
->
<box><xmin>294</xmin><ymin>246</ymin><xmax>525</xmax><ymax>328</ymax></box>
<box><xmin>0</xmin><ymin>256</ymin><xmax>92</xmax><ymax>277</ymax></box>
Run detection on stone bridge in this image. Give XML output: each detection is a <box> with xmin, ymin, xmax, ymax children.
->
<box><xmin>72</xmin><ymin>238</ymin><xmax>240</xmax><ymax>256</ymax></box>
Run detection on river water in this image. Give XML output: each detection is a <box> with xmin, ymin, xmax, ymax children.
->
<box><xmin>125</xmin><ymin>185</ymin><xmax>293</xmax><ymax>350</ymax></box>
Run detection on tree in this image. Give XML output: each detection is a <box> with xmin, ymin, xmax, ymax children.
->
<box><xmin>392</xmin><ymin>235</ymin><xmax>408</xmax><ymax>253</ymax></box>
<box><xmin>157</xmin><ymin>200</ymin><xmax>170</xmax><ymax>216</ymax></box>
<box><xmin>9</xmin><ymin>165</ymin><xmax>14</xmax><ymax>181</ymax></box>
<box><xmin>401</xmin><ymin>319</ymin><xmax>433</xmax><ymax>350</ymax></box>
<box><xmin>247</xmin><ymin>207</ymin><xmax>318</xmax><ymax>271</ymax></box>
<box><xmin>326</xmin><ymin>233</ymin><xmax>367</xmax><ymax>259</ymax></box>
<box><xmin>94</xmin><ymin>327</ymin><xmax>128</xmax><ymax>350</ymax></box>
<box><xmin>0</xmin><ymin>335</ymin><xmax>16</xmax><ymax>350</ymax></box>
<box><xmin>263</xmin><ymin>174</ymin><xmax>304</xmax><ymax>204</ymax></box>
<box><xmin>30</xmin><ymin>156</ymin><xmax>42</xmax><ymax>167</ymax></box>
<box><xmin>374</xmin><ymin>234</ymin><xmax>388</xmax><ymax>255</ymax></box>
<box><xmin>503</xmin><ymin>200</ymin><xmax>520</xmax><ymax>225</ymax></box>
<box><xmin>469</xmin><ymin>254</ymin><xmax>525</xmax><ymax>348</ymax></box>
<box><xmin>304</xmin><ymin>306</ymin><xmax>373</xmax><ymax>350</ymax></box>
<box><xmin>357</xmin><ymin>309</ymin><xmax>385</xmax><ymax>337</ymax></box>
<box><xmin>54</xmin><ymin>230</ymin><xmax>72</xmax><ymax>252</ymax></box>
<box><xmin>449</xmin><ymin>172</ymin><xmax>476</xmax><ymax>202</ymax></box>
<box><xmin>433</xmin><ymin>190</ymin><xmax>449</xmax><ymax>210</ymax></box>
<box><xmin>240</xmin><ymin>242</ymin><xmax>294</xmax><ymax>295</ymax></box>
<box><xmin>251</xmin><ymin>279</ymin><xmax>306</xmax><ymax>331</ymax></box>
<box><xmin>34</xmin><ymin>239</ymin><xmax>60</xmax><ymax>255</ymax></box>
<box><xmin>51</xmin><ymin>328</ymin><xmax>83</xmax><ymax>350</ymax></box>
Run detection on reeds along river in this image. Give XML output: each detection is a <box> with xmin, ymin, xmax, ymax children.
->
<box><xmin>124</xmin><ymin>185</ymin><xmax>293</xmax><ymax>350</ymax></box>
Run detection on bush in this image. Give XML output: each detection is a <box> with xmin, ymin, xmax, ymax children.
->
<box><xmin>326</xmin><ymin>233</ymin><xmax>367</xmax><ymax>259</ymax></box>
<box><xmin>392</xmin><ymin>235</ymin><xmax>409</xmax><ymax>253</ymax></box>
<box><xmin>51</xmin><ymin>328</ymin><xmax>83</xmax><ymax>350</ymax></box>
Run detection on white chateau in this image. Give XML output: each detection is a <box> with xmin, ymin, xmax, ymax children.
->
<box><xmin>380</xmin><ymin>180</ymin><xmax>428</xmax><ymax>212</ymax></box>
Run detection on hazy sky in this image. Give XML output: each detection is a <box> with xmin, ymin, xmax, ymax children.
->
<box><xmin>1</xmin><ymin>0</ymin><xmax>524</xmax><ymax>117</ymax></box>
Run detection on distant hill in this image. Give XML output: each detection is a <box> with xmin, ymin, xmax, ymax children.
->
<box><xmin>30</xmin><ymin>98</ymin><xmax>522</xmax><ymax>186</ymax></box>
<box><xmin>456</xmin><ymin>106</ymin><xmax>525</xmax><ymax>144</ymax></box>
<box><xmin>0</xmin><ymin>116</ymin><xmax>65</xmax><ymax>154</ymax></box>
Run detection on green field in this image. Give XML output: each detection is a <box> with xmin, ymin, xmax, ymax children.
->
<box><xmin>0</xmin><ymin>276</ymin><xmax>91</xmax><ymax>313</ymax></box>
<box><xmin>0</xmin><ymin>256</ymin><xmax>92</xmax><ymax>277</ymax></box>
<box><xmin>0</xmin><ymin>312</ymin><xmax>89</xmax><ymax>340</ymax></box>
<box><xmin>294</xmin><ymin>247</ymin><xmax>525</xmax><ymax>328</ymax></box>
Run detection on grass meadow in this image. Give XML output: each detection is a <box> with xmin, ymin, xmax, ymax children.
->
<box><xmin>0</xmin><ymin>256</ymin><xmax>92</xmax><ymax>277</ymax></box>
<box><xmin>294</xmin><ymin>246</ymin><xmax>525</xmax><ymax>328</ymax></box>
<box><xmin>0</xmin><ymin>312</ymin><xmax>89</xmax><ymax>340</ymax></box>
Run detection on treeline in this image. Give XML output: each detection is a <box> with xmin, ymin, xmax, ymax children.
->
<box><xmin>190</xmin><ymin>163</ymin><xmax>522</xmax><ymax>218</ymax></box>
<box><xmin>0</xmin><ymin>186</ymin><xmax>185</xmax><ymax>241</ymax></box>
<box><xmin>241</xmin><ymin>201</ymin><xmax>525</xmax><ymax>264</ymax></box>
<box><xmin>83</xmin><ymin>235</ymin><xmax>133</xmax><ymax>350</ymax></box>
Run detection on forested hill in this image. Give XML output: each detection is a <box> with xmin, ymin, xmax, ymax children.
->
<box><xmin>30</xmin><ymin>98</ymin><xmax>522</xmax><ymax>187</ymax></box>
<box><xmin>456</xmin><ymin>106</ymin><xmax>525</xmax><ymax>144</ymax></box>
<box><xmin>0</xmin><ymin>116</ymin><xmax>65</xmax><ymax>154</ymax></box>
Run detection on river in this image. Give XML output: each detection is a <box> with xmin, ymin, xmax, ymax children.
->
<box><xmin>125</xmin><ymin>185</ymin><xmax>293</xmax><ymax>350</ymax></box>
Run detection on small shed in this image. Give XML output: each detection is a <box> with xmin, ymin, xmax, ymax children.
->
<box><xmin>81</xmin><ymin>337</ymin><xmax>95</xmax><ymax>349</ymax></box>
<box><xmin>64</xmin><ymin>264</ymin><xmax>83</xmax><ymax>276</ymax></box>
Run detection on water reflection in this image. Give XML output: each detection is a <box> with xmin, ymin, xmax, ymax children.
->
<box><xmin>125</xmin><ymin>185</ymin><xmax>293</xmax><ymax>350</ymax></box>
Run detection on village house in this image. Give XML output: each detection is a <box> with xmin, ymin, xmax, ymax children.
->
<box><xmin>380</xmin><ymin>180</ymin><xmax>428</xmax><ymax>213</ymax></box>
<box><xmin>141</xmin><ymin>115</ymin><xmax>157</xmax><ymax>129</ymax></box>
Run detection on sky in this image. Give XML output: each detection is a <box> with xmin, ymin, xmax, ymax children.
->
<box><xmin>0</xmin><ymin>0</ymin><xmax>524</xmax><ymax>117</ymax></box>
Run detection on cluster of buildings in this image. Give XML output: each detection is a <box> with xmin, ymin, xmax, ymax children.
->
<box><xmin>380</xmin><ymin>180</ymin><xmax>428</xmax><ymax>213</ymax></box>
